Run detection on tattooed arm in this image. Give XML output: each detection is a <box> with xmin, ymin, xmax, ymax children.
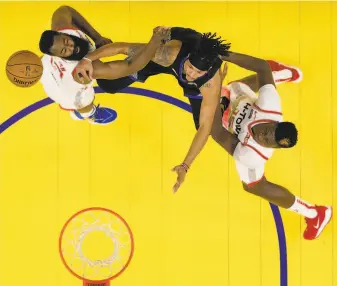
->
<box><xmin>126</xmin><ymin>44</ymin><xmax>146</xmax><ymax>57</ymax></box>
<box><xmin>76</xmin><ymin>42</ymin><xmax>143</xmax><ymax>60</ymax></box>
<box><xmin>152</xmin><ymin>40</ymin><xmax>180</xmax><ymax>66</ymax></box>
<box><xmin>123</xmin><ymin>40</ymin><xmax>180</xmax><ymax>67</ymax></box>
<box><xmin>73</xmin><ymin>27</ymin><xmax>172</xmax><ymax>82</ymax></box>
<box><xmin>79</xmin><ymin>40</ymin><xmax>176</xmax><ymax>67</ymax></box>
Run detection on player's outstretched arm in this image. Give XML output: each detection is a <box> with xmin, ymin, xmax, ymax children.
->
<box><xmin>71</xmin><ymin>42</ymin><xmax>149</xmax><ymax>83</ymax></box>
<box><xmin>84</xmin><ymin>39</ymin><xmax>179</xmax><ymax>68</ymax></box>
<box><xmin>210</xmin><ymin>63</ymin><xmax>240</xmax><ymax>155</ymax></box>
<box><xmin>78</xmin><ymin>42</ymin><xmax>147</xmax><ymax>62</ymax></box>
<box><xmin>222</xmin><ymin>51</ymin><xmax>275</xmax><ymax>90</ymax></box>
<box><xmin>73</xmin><ymin>27</ymin><xmax>171</xmax><ymax>82</ymax></box>
<box><xmin>51</xmin><ymin>5</ymin><xmax>112</xmax><ymax>47</ymax></box>
<box><xmin>171</xmin><ymin>72</ymin><xmax>223</xmax><ymax>193</ymax></box>
<box><xmin>211</xmin><ymin>107</ymin><xmax>240</xmax><ymax>156</ymax></box>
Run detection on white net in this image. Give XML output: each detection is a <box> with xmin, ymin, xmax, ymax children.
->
<box><xmin>60</xmin><ymin>208</ymin><xmax>134</xmax><ymax>282</ymax></box>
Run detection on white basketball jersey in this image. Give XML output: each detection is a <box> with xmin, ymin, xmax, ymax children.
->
<box><xmin>220</xmin><ymin>82</ymin><xmax>284</xmax><ymax>184</ymax></box>
<box><xmin>224</xmin><ymin>82</ymin><xmax>283</xmax><ymax>168</ymax></box>
<box><xmin>39</xmin><ymin>28</ymin><xmax>96</xmax><ymax>110</ymax></box>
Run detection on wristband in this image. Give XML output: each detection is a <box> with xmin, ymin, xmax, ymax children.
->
<box><xmin>83</xmin><ymin>57</ymin><xmax>92</xmax><ymax>62</ymax></box>
<box><xmin>180</xmin><ymin>162</ymin><xmax>189</xmax><ymax>172</ymax></box>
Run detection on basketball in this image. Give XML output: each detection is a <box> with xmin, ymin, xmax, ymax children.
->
<box><xmin>6</xmin><ymin>50</ymin><xmax>43</xmax><ymax>88</ymax></box>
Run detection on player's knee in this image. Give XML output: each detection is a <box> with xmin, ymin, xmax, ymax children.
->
<box><xmin>242</xmin><ymin>177</ymin><xmax>267</xmax><ymax>194</ymax></box>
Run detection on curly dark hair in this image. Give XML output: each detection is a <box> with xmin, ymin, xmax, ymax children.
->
<box><xmin>275</xmin><ymin>122</ymin><xmax>298</xmax><ymax>148</ymax></box>
<box><xmin>39</xmin><ymin>30</ymin><xmax>59</xmax><ymax>55</ymax></box>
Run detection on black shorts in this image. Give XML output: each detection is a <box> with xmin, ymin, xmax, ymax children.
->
<box><xmin>96</xmin><ymin>76</ymin><xmax>134</xmax><ymax>94</ymax></box>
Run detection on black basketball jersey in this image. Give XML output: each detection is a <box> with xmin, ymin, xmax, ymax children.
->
<box><xmin>167</xmin><ymin>43</ymin><xmax>223</xmax><ymax>96</ymax></box>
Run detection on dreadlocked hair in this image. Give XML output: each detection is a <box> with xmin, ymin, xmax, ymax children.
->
<box><xmin>189</xmin><ymin>32</ymin><xmax>231</xmax><ymax>71</ymax></box>
<box><xmin>197</xmin><ymin>32</ymin><xmax>231</xmax><ymax>58</ymax></box>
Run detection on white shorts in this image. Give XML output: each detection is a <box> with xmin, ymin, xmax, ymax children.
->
<box><xmin>235</xmin><ymin>160</ymin><xmax>265</xmax><ymax>186</ymax></box>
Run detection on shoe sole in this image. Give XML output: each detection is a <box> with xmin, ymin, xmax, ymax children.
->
<box><xmin>270</xmin><ymin>60</ymin><xmax>304</xmax><ymax>83</ymax></box>
<box><xmin>70</xmin><ymin>111</ymin><xmax>117</xmax><ymax>125</ymax></box>
<box><xmin>89</xmin><ymin>121</ymin><xmax>113</xmax><ymax>125</ymax></box>
<box><xmin>315</xmin><ymin>206</ymin><xmax>333</xmax><ymax>239</ymax></box>
<box><xmin>70</xmin><ymin>112</ymin><xmax>83</xmax><ymax>121</ymax></box>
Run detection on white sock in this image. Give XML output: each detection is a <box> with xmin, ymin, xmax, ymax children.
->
<box><xmin>288</xmin><ymin>197</ymin><xmax>317</xmax><ymax>218</ymax></box>
<box><xmin>79</xmin><ymin>105</ymin><xmax>96</xmax><ymax>118</ymax></box>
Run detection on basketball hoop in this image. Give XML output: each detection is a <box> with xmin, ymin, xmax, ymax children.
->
<box><xmin>59</xmin><ymin>207</ymin><xmax>134</xmax><ymax>286</ymax></box>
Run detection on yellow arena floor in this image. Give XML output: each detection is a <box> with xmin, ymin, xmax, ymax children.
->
<box><xmin>0</xmin><ymin>2</ymin><xmax>336</xmax><ymax>286</ymax></box>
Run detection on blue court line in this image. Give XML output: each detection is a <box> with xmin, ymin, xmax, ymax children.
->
<box><xmin>0</xmin><ymin>86</ymin><xmax>287</xmax><ymax>286</ymax></box>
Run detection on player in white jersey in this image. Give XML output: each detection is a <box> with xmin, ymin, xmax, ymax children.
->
<box><xmin>38</xmin><ymin>6</ymin><xmax>170</xmax><ymax>124</ymax></box>
<box><xmin>40</xmin><ymin>28</ymin><xmax>98</xmax><ymax>111</ymax></box>
<box><xmin>207</xmin><ymin>52</ymin><xmax>332</xmax><ymax>240</ymax></box>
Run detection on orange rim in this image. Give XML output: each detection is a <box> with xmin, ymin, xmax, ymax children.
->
<box><xmin>59</xmin><ymin>207</ymin><xmax>135</xmax><ymax>283</ymax></box>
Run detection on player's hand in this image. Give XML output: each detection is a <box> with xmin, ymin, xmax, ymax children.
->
<box><xmin>95</xmin><ymin>36</ymin><xmax>113</xmax><ymax>48</ymax></box>
<box><xmin>73</xmin><ymin>59</ymin><xmax>94</xmax><ymax>84</ymax></box>
<box><xmin>171</xmin><ymin>164</ymin><xmax>188</xmax><ymax>193</ymax></box>
<box><xmin>219</xmin><ymin>62</ymin><xmax>228</xmax><ymax>83</ymax></box>
<box><xmin>152</xmin><ymin>26</ymin><xmax>171</xmax><ymax>44</ymax></box>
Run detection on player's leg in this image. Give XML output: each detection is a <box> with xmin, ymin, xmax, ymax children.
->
<box><xmin>241</xmin><ymin>173</ymin><xmax>332</xmax><ymax>240</ymax></box>
<box><xmin>70</xmin><ymin>60</ymin><xmax>136</xmax><ymax>125</ymax></box>
<box><xmin>242</xmin><ymin>176</ymin><xmax>296</xmax><ymax>208</ymax></box>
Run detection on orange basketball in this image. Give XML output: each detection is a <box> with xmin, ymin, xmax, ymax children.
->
<box><xmin>6</xmin><ymin>50</ymin><xmax>43</xmax><ymax>88</ymax></box>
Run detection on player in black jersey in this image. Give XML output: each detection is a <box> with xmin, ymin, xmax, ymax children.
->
<box><xmin>73</xmin><ymin>27</ymin><xmax>230</xmax><ymax>192</ymax></box>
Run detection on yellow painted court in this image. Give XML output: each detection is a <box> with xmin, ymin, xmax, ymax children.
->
<box><xmin>0</xmin><ymin>1</ymin><xmax>336</xmax><ymax>286</ymax></box>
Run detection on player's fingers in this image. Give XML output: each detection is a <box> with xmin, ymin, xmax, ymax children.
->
<box><xmin>223</xmin><ymin>62</ymin><xmax>228</xmax><ymax>73</ymax></box>
<box><xmin>173</xmin><ymin>182</ymin><xmax>180</xmax><ymax>193</ymax></box>
<box><xmin>76</xmin><ymin>71</ymin><xmax>85</xmax><ymax>83</ymax></box>
<box><xmin>177</xmin><ymin>174</ymin><xmax>184</xmax><ymax>185</ymax></box>
<box><xmin>88</xmin><ymin>67</ymin><xmax>94</xmax><ymax>80</ymax></box>
<box><xmin>81</xmin><ymin>69</ymin><xmax>91</xmax><ymax>82</ymax></box>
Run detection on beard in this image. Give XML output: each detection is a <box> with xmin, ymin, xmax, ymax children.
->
<box><xmin>62</xmin><ymin>34</ymin><xmax>90</xmax><ymax>61</ymax></box>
